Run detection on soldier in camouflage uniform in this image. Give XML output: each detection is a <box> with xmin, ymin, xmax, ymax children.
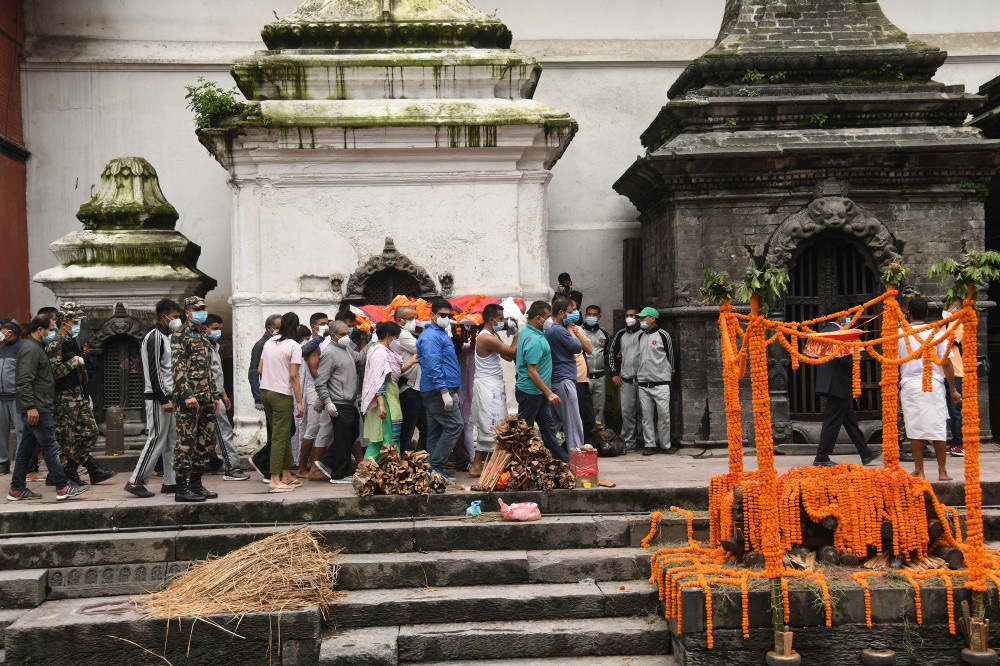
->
<box><xmin>46</xmin><ymin>302</ymin><xmax>117</xmax><ymax>486</ymax></box>
<box><xmin>171</xmin><ymin>296</ymin><xmax>220</xmax><ymax>503</ymax></box>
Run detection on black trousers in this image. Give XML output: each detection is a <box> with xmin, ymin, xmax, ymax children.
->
<box><xmin>814</xmin><ymin>395</ymin><xmax>873</xmax><ymax>462</ymax></box>
<box><xmin>576</xmin><ymin>381</ymin><xmax>595</xmax><ymax>435</ymax></box>
<box><xmin>317</xmin><ymin>404</ymin><xmax>359</xmax><ymax>480</ymax></box>
<box><xmin>398</xmin><ymin>387</ymin><xmax>427</xmax><ymax>451</ymax></box>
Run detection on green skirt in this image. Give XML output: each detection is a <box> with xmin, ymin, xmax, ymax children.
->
<box><xmin>363</xmin><ymin>378</ymin><xmax>403</xmax><ymax>459</ymax></box>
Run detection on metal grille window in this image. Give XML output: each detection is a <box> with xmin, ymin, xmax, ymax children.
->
<box><xmin>101</xmin><ymin>336</ymin><xmax>144</xmax><ymax>409</ymax></box>
<box><xmin>785</xmin><ymin>235</ymin><xmax>882</xmax><ymax>420</ymax></box>
<box><xmin>363</xmin><ymin>269</ymin><xmax>421</xmax><ymax>304</ymax></box>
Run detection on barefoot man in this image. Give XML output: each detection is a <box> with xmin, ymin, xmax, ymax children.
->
<box><xmin>898</xmin><ymin>295</ymin><xmax>961</xmax><ymax>481</ymax></box>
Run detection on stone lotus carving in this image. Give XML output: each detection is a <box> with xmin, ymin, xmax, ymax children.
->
<box><xmin>765</xmin><ymin>195</ymin><xmax>899</xmax><ymax>274</ymax></box>
<box><xmin>77</xmin><ymin>157</ymin><xmax>179</xmax><ymax>230</ymax></box>
<box><xmin>344</xmin><ymin>237</ymin><xmax>438</xmax><ymax>300</ymax></box>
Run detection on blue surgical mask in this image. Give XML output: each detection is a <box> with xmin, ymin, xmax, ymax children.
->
<box><xmin>70</xmin><ymin>324</ymin><xmax>81</xmax><ymax>337</ymax></box>
<box><xmin>190</xmin><ymin>310</ymin><xmax>208</xmax><ymax>325</ymax></box>
<box><xmin>43</xmin><ymin>330</ymin><xmax>56</xmax><ymax>343</ymax></box>
<box><xmin>585</xmin><ymin>316</ymin><xmax>598</xmax><ymax>327</ymax></box>
<box><xmin>640</xmin><ymin>321</ymin><xmax>650</xmax><ymax>330</ymax></box>
<box><xmin>317</xmin><ymin>324</ymin><xmax>329</xmax><ymax>337</ymax></box>
<box><xmin>565</xmin><ymin>311</ymin><xmax>580</xmax><ymax>324</ymax></box>
<box><xmin>208</xmin><ymin>329</ymin><xmax>222</xmax><ymax>342</ymax></box>
<box><xmin>493</xmin><ymin>322</ymin><xmax>505</xmax><ymax>333</ymax></box>
<box><xmin>348</xmin><ymin>326</ymin><xmax>355</xmax><ymax>335</ymax></box>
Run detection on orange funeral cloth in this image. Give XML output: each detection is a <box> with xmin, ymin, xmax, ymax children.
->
<box><xmin>802</xmin><ymin>328</ymin><xmax>864</xmax><ymax>359</ymax></box>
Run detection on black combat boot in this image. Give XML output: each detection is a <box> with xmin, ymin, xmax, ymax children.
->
<box><xmin>174</xmin><ymin>476</ymin><xmax>205</xmax><ymax>503</ymax></box>
<box><xmin>48</xmin><ymin>461</ymin><xmax>87</xmax><ymax>486</ymax></box>
<box><xmin>189</xmin><ymin>472</ymin><xmax>218</xmax><ymax>499</ymax></box>
<box><xmin>84</xmin><ymin>458</ymin><xmax>118</xmax><ymax>485</ymax></box>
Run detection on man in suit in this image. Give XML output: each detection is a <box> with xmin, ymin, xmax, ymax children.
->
<box><xmin>812</xmin><ymin>313</ymin><xmax>879</xmax><ymax>467</ymax></box>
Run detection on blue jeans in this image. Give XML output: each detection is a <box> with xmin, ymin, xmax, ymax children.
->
<box><xmin>421</xmin><ymin>389</ymin><xmax>465</xmax><ymax>470</ymax></box>
<box><xmin>11</xmin><ymin>412</ymin><xmax>67</xmax><ymax>490</ymax></box>
<box><xmin>946</xmin><ymin>376</ymin><xmax>963</xmax><ymax>446</ymax></box>
<box><xmin>515</xmin><ymin>388</ymin><xmax>570</xmax><ymax>462</ymax></box>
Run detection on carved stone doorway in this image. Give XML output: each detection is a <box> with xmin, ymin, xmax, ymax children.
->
<box><xmin>344</xmin><ymin>237</ymin><xmax>439</xmax><ymax>306</ymax></box>
<box><xmin>785</xmin><ymin>233</ymin><xmax>882</xmax><ymax>422</ymax></box>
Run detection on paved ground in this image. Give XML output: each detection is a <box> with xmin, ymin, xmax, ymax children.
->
<box><xmin>2</xmin><ymin>443</ymin><xmax>998</xmax><ymax>511</ymax></box>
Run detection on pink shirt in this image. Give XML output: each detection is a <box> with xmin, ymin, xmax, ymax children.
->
<box><xmin>259</xmin><ymin>337</ymin><xmax>302</xmax><ymax>396</ymax></box>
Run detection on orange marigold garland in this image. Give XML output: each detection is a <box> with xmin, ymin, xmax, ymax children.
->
<box><xmin>960</xmin><ymin>291</ymin><xmax>987</xmax><ymax>598</ymax></box>
<box><xmin>641</xmin><ymin>511</ymin><xmax>664</xmax><ymax>548</ymax></box>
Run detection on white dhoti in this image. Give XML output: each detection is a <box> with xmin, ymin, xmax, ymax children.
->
<box><xmin>472</xmin><ymin>374</ymin><xmax>507</xmax><ymax>452</ymax></box>
<box><xmin>900</xmin><ymin>380</ymin><xmax>947</xmax><ymax>441</ymax></box>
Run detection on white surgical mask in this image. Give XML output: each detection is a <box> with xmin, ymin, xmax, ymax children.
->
<box><xmin>336</xmin><ymin>335</ymin><xmax>351</xmax><ymax>348</ymax></box>
<box><xmin>402</xmin><ymin>320</ymin><xmax>416</xmax><ymax>334</ymax></box>
<box><xmin>625</xmin><ymin>317</ymin><xmax>637</xmax><ymax>328</ymax></box>
<box><xmin>543</xmin><ymin>317</ymin><xmax>554</xmax><ymax>331</ymax></box>
<box><xmin>436</xmin><ymin>316</ymin><xmax>451</xmax><ymax>329</ymax></box>
<box><xmin>168</xmin><ymin>318</ymin><xmax>183</xmax><ymax>332</ymax></box>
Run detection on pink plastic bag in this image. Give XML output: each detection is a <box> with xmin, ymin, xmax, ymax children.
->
<box><xmin>498</xmin><ymin>498</ymin><xmax>541</xmax><ymax>522</ymax></box>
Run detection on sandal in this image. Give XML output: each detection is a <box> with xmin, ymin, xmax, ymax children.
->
<box><xmin>284</xmin><ymin>478</ymin><xmax>302</xmax><ymax>487</ymax></box>
<box><xmin>267</xmin><ymin>484</ymin><xmax>296</xmax><ymax>493</ymax></box>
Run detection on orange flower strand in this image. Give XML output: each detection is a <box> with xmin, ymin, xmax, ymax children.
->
<box><xmin>641</xmin><ymin>511</ymin><xmax>664</xmax><ymax>548</ymax></box>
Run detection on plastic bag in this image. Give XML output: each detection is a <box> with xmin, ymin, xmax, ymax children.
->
<box><xmin>498</xmin><ymin>498</ymin><xmax>541</xmax><ymax>522</ymax></box>
<box><xmin>465</xmin><ymin>500</ymin><xmax>482</xmax><ymax>517</ymax></box>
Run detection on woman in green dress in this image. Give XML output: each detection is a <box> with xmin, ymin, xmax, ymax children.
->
<box><xmin>360</xmin><ymin>322</ymin><xmax>417</xmax><ymax>459</ymax></box>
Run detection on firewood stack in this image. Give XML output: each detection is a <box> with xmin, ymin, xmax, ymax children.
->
<box><xmin>584</xmin><ymin>426</ymin><xmax>626</xmax><ymax>457</ymax></box>
<box><xmin>352</xmin><ymin>444</ymin><xmax>447</xmax><ymax>496</ymax></box>
<box><xmin>477</xmin><ymin>416</ymin><xmax>576</xmax><ymax>492</ymax></box>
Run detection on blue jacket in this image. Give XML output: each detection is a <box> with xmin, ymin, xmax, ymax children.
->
<box><xmin>416</xmin><ymin>324</ymin><xmax>461</xmax><ymax>392</ymax></box>
<box><xmin>0</xmin><ymin>338</ymin><xmax>23</xmax><ymax>398</ymax></box>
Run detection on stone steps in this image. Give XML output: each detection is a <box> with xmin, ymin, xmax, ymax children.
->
<box><xmin>407</xmin><ymin>658</ymin><xmax>676</xmax><ymax>666</ymax></box>
<box><xmin>318</xmin><ymin>617</ymin><xmax>673</xmax><ymax>665</ymax></box>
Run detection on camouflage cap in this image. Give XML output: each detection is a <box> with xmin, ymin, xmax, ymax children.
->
<box><xmin>184</xmin><ymin>296</ymin><xmax>206</xmax><ymax>310</ymax></box>
<box><xmin>59</xmin><ymin>301</ymin><xmax>85</xmax><ymax>317</ymax></box>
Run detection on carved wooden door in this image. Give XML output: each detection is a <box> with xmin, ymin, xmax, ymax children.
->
<box><xmin>363</xmin><ymin>268</ymin><xmax>421</xmax><ymax>304</ymax></box>
<box><xmin>785</xmin><ymin>234</ymin><xmax>882</xmax><ymax>420</ymax></box>
<box><xmin>101</xmin><ymin>335</ymin><xmax>145</xmax><ymax>421</ymax></box>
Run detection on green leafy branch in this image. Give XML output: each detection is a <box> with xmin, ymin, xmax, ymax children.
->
<box><xmin>736</xmin><ymin>263</ymin><xmax>789</xmax><ymax>317</ymax></box>
<box><xmin>700</xmin><ymin>268</ymin><xmax>737</xmax><ymax>305</ymax></box>
<box><xmin>927</xmin><ymin>239</ymin><xmax>1000</xmax><ymax>307</ymax></box>
<box><xmin>879</xmin><ymin>257</ymin><xmax>911</xmax><ymax>287</ymax></box>
<box><xmin>184</xmin><ymin>77</ymin><xmax>269</xmax><ymax>129</ymax></box>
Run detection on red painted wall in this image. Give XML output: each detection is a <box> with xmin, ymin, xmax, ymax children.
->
<box><xmin>0</xmin><ymin>0</ymin><xmax>29</xmax><ymax>322</ymax></box>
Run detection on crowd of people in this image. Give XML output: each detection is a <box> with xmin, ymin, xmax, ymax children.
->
<box><xmin>0</xmin><ymin>272</ymin><xmax>682</xmax><ymax>501</ymax></box>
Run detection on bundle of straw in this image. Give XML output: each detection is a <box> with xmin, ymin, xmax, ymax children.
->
<box><xmin>135</xmin><ymin>526</ymin><xmax>341</xmax><ymax>621</ymax></box>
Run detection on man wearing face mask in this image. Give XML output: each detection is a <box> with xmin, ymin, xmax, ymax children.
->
<box><xmin>607</xmin><ymin>307</ymin><xmax>643</xmax><ymax>450</ymax></box>
<box><xmin>0</xmin><ymin>319</ymin><xmax>24</xmax><ymax>475</ymax></box>
<box><xmin>545</xmin><ymin>296</ymin><xmax>588</xmax><ymax>452</ymax></box>
<box><xmin>393</xmin><ymin>306</ymin><xmax>427</xmax><ymax>452</ymax></box>
<box><xmin>126</xmin><ymin>299</ymin><xmax>183</xmax><ymax>498</ymax></box>
<box><xmin>296</xmin><ymin>312</ymin><xmax>331</xmax><ymax>478</ymax></box>
<box><xmin>416</xmin><ymin>299</ymin><xmax>464</xmax><ymax>481</ymax></box>
<box><xmin>516</xmin><ymin>301</ymin><xmax>569</xmax><ymax>462</ymax></box>
<box><xmin>170</xmin><ymin>296</ymin><xmax>221</xmax><ymax>502</ymax></box>
<box><xmin>635</xmin><ymin>307</ymin><xmax>675</xmax><ymax>455</ymax></box>
<box><xmin>314</xmin><ymin>320</ymin><xmax>364</xmax><ymax>483</ymax></box>
<box><xmin>469</xmin><ymin>303</ymin><xmax>518</xmax><ymax>476</ymax></box>
<box><xmin>46</xmin><ymin>302</ymin><xmax>117</xmax><ymax>487</ymax></box>
<box><xmin>204</xmin><ymin>314</ymin><xmax>250</xmax><ymax>481</ymax></box>
<box><xmin>582</xmin><ymin>305</ymin><xmax>610</xmax><ymax>424</ymax></box>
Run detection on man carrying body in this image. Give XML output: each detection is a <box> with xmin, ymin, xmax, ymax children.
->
<box><xmin>582</xmin><ymin>305</ymin><xmax>610</xmax><ymax>425</ymax></box>
<box><xmin>171</xmin><ymin>296</ymin><xmax>221</xmax><ymax>502</ymax></box>
<box><xmin>607</xmin><ymin>307</ymin><xmax>643</xmax><ymax>450</ymax></box>
<box><xmin>416</xmin><ymin>300</ymin><xmax>464</xmax><ymax>481</ymax></box>
<box><xmin>125</xmin><ymin>299</ymin><xmax>183</xmax><ymax>498</ymax></box>
<box><xmin>297</xmin><ymin>312</ymin><xmax>332</xmax><ymax>477</ymax></box>
<box><xmin>204</xmin><ymin>314</ymin><xmax>249</xmax><ymax>480</ymax></box>
<box><xmin>545</xmin><ymin>296</ymin><xmax>589</xmax><ymax>452</ymax></box>
<box><xmin>7</xmin><ymin>314</ymin><xmax>88</xmax><ymax>501</ymax></box>
<box><xmin>46</xmin><ymin>302</ymin><xmax>117</xmax><ymax>486</ymax></box>
<box><xmin>812</xmin><ymin>312</ymin><xmax>879</xmax><ymax>467</ymax></box>
<box><xmin>0</xmin><ymin>319</ymin><xmax>24</xmax><ymax>475</ymax></box>
<box><xmin>516</xmin><ymin>301</ymin><xmax>570</xmax><ymax>463</ymax></box>
<box><xmin>394</xmin><ymin>306</ymin><xmax>427</xmax><ymax>451</ymax></box>
<box><xmin>635</xmin><ymin>307</ymin><xmax>675</xmax><ymax>455</ymax></box>
<box><xmin>313</xmin><ymin>321</ymin><xmax>363</xmax><ymax>483</ymax></box>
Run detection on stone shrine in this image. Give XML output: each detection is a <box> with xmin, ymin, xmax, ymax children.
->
<box><xmin>198</xmin><ymin>0</ymin><xmax>576</xmax><ymax>440</ymax></box>
<box><xmin>614</xmin><ymin>0</ymin><xmax>1000</xmax><ymax>453</ymax></box>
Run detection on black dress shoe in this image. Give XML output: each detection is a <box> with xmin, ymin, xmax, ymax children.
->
<box><xmin>660</xmin><ymin>446</ymin><xmax>676</xmax><ymax>455</ymax></box>
<box><xmin>642</xmin><ymin>447</ymin><xmax>658</xmax><ymax>456</ymax></box>
<box><xmin>813</xmin><ymin>460</ymin><xmax>837</xmax><ymax>467</ymax></box>
<box><xmin>160</xmin><ymin>484</ymin><xmax>177</xmax><ymax>494</ymax></box>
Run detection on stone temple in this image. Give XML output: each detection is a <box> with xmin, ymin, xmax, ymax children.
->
<box><xmin>614</xmin><ymin>0</ymin><xmax>1000</xmax><ymax>453</ymax></box>
<box><xmin>198</xmin><ymin>0</ymin><xmax>576</xmax><ymax>438</ymax></box>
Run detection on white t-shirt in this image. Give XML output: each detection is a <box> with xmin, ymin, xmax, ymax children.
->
<box><xmin>898</xmin><ymin>325</ymin><xmax>948</xmax><ymax>388</ymax></box>
<box><xmin>260</xmin><ymin>337</ymin><xmax>303</xmax><ymax>396</ymax></box>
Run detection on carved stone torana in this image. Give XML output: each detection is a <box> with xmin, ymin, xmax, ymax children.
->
<box><xmin>765</xmin><ymin>195</ymin><xmax>900</xmax><ymax>275</ymax></box>
<box><xmin>85</xmin><ymin>303</ymin><xmax>148</xmax><ymax>357</ymax></box>
<box><xmin>344</xmin><ymin>237</ymin><xmax>438</xmax><ymax>300</ymax></box>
